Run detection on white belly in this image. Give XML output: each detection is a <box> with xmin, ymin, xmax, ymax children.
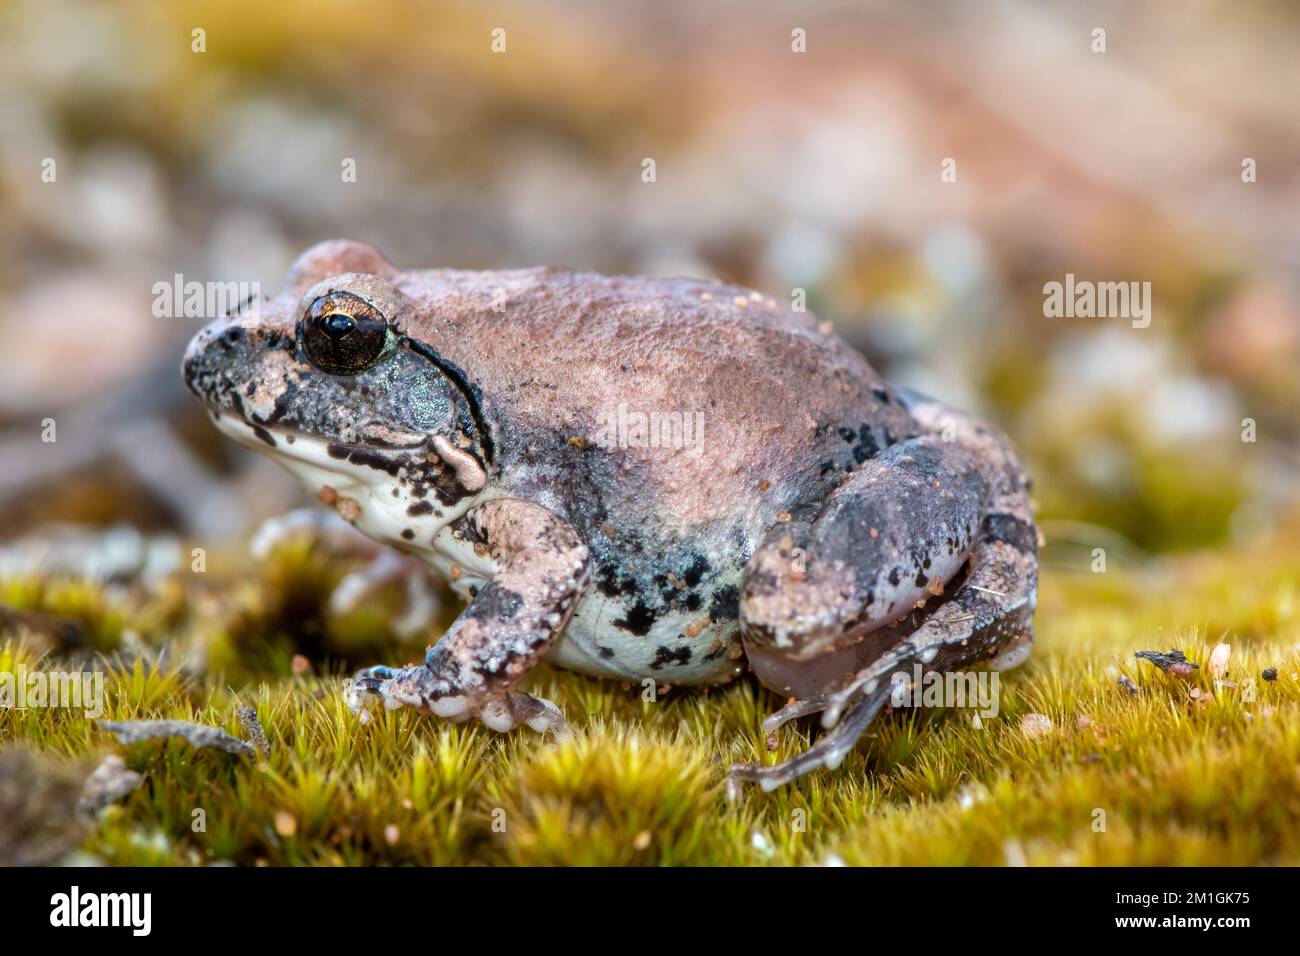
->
<box><xmin>545</xmin><ymin>592</ymin><xmax>742</xmax><ymax>685</ymax></box>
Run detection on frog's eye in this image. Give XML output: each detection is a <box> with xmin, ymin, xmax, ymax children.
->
<box><xmin>300</xmin><ymin>292</ymin><xmax>388</xmax><ymax>374</ymax></box>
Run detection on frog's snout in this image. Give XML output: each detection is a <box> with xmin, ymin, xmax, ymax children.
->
<box><xmin>183</xmin><ymin>318</ymin><xmax>245</xmax><ymax>405</ymax></box>
<box><xmin>181</xmin><ymin>310</ymin><xmax>292</xmax><ymax>410</ymax></box>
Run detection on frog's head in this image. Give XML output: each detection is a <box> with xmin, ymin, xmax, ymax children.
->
<box><xmin>183</xmin><ymin>240</ymin><xmax>492</xmax><ymax>548</ymax></box>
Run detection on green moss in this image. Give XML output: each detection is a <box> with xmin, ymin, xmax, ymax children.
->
<box><xmin>2</xmin><ymin>528</ymin><xmax>1298</xmax><ymax>866</ymax></box>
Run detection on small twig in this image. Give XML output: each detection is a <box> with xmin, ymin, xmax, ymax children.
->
<box><xmin>98</xmin><ymin>719</ymin><xmax>255</xmax><ymax>757</ymax></box>
<box><xmin>237</xmin><ymin>706</ymin><xmax>272</xmax><ymax>757</ymax></box>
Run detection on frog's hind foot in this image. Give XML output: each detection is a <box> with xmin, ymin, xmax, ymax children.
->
<box><xmin>728</xmin><ymin>681</ymin><xmax>894</xmax><ymax>794</ymax></box>
<box><xmin>759</xmin><ymin>694</ymin><xmax>833</xmax><ymax>734</ymax></box>
<box><xmin>731</xmin><ymin>505</ymin><xmax>1037</xmax><ymax>794</ymax></box>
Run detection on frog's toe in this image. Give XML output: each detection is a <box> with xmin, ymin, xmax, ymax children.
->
<box><xmin>346</xmin><ymin>662</ymin><xmax>567</xmax><ymax>736</ymax></box>
<box><xmin>480</xmin><ymin>691</ymin><xmax>568</xmax><ymax>735</ymax></box>
<box><xmin>347</xmin><ymin>663</ymin><xmax>441</xmax><ymax>716</ymax></box>
<box><xmin>728</xmin><ymin>680</ymin><xmax>894</xmax><ymax>793</ymax></box>
<box><xmin>760</xmin><ymin>695</ymin><xmax>831</xmax><ymax>734</ymax></box>
<box><xmin>250</xmin><ymin>507</ymin><xmax>362</xmax><ymax>558</ymax></box>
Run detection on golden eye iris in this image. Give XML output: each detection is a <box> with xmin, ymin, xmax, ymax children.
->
<box><xmin>301</xmin><ymin>292</ymin><xmax>387</xmax><ymax>374</ymax></box>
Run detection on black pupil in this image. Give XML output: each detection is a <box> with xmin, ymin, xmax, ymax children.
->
<box><xmin>321</xmin><ymin>312</ymin><xmax>356</xmax><ymax>339</ymax></box>
<box><xmin>301</xmin><ymin>293</ymin><xmax>386</xmax><ymax>374</ymax></box>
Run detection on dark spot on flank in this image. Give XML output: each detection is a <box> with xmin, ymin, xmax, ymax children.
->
<box><xmin>914</xmin><ymin>570</ymin><xmax>928</xmax><ymax>587</ymax></box>
<box><xmin>709</xmin><ymin>585</ymin><xmax>740</xmax><ymax>621</ymax></box>
<box><xmin>596</xmin><ymin>646</ymin><xmax>615</xmax><ymax>659</ymax></box>
<box><xmin>982</xmin><ymin>513</ymin><xmax>1038</xmax><ymax>555</ymax></box>
<box><xmin>613</xmin><ymin>600</ymin><xmax>656</xmax><ymax>636</ymax></box>
<box><xmin>681</xmin><ymin>555</ymin><xmax>709</xmax><ymax>587</ymax></box>
<box><xmin>407</xmin><ymin>500</ymin><xmax>434</xmax><ymax>517</ymax></box>
<box><xmin>852</xmin><ymin>424</ymin><xmax>881</xmax><ymax>463</ymax></box>
<box><xmin>685</xmin><ymin>592</ymin><xmax>702</xmax><ymax>611</ymax></box>
<box><xmin>464</xmin><ymin>586</ymin><xmax>524</xmax><ymax>621</ymax></box>
<box><xmin>888</xmin><ymin>567</ymin><xmax>901</xmax><ymax>586</ymax></box>
<box><xmin>650</xmin><ymin>645</ymin><xmax>692</xmax><ymax>670</ymax></box>
<box><xmin>596</xmin><ymin>565</ymin><xmax>638</xmax><ymax>598</ymax></box>
<box><xmin>872</xmin><ymin>387</ymin><xmax>890</xmax><ymax>404</ymax></box>
<box><xmin>401</xmin><ymin>529</ymin><xmax>414</xmax><ymax>540</ymax></box>
<box><xmin>251</xmin><ymin>424</ymin><xmax>276</xmax><ymax>447</ymax></box>
<box><xmin>837</xmin><ymin>426</ymin><xmax>856</xmax><ymax>443</ymax></box>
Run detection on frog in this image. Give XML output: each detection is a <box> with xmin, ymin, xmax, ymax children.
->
<box><xmin>182</xmin><ymin>239</ymin><xmax>1038</xmax><ymax>790</ymax></box>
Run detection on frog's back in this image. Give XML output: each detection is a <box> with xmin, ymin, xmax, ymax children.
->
<box><xmin>393</xmin><ymin>267</ymin><xmax>915</xmax><ymax>492</ymax></box>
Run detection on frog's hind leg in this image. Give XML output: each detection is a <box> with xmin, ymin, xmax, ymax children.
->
<box><xmin>731</xmin><ymin>391</ymin><xmax>1037</xmax><ymax>791</ymax></box>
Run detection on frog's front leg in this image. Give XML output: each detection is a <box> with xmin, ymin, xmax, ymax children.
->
<box><xmin>348</xmin><ymin>498</ymin><xmax>590</xmax><ymax>734</ymax></box>
<box><xmin>731</xmin><ymin>392</ymin><xmax>1037</xmax><ymax>791</ymax></box>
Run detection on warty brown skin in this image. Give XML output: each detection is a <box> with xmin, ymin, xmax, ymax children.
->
<box><xmin>183</xmin><ymin>239</ymin><xmax>1038</xmax><ymax>789</ymax></box>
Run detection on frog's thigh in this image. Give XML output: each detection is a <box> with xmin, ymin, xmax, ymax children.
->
<box><xmin>740</xmin><ymin>435</ymin><xmax>990</xmax><ymax>660</ymax></box>
<box><xmin>351</xmin><ymin>498</ymin><xmax>590</xmax><ymax>733</ymax></box>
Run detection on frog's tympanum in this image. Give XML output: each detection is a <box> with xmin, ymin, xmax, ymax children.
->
<box><xmin>184</xmin><ymin>240</ymin><xmax>1038</xmax><ymax>790</ymax></box>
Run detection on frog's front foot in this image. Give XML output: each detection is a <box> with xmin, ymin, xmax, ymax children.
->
<box><xmin>347</xmin><ymin>662</ymin><xmax>567</xmax><ymax>734</ymax></box>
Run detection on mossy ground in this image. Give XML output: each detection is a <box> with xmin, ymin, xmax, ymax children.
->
<box><xmin>2</xmin><ymin>524</ymin><xmax>1299</xmax><ymax>866</ymax></box>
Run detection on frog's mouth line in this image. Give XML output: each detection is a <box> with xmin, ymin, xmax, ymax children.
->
<box><xmin>209</xmin><ymin>413</ymin><xmax>386</xmax><ymax>495</ymax></box>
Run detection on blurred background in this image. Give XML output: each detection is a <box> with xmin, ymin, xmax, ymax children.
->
<box><xmin>1</xmin><ymin>0</ymin><xmax>1298</xmax><ymax>573</ymax></box>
